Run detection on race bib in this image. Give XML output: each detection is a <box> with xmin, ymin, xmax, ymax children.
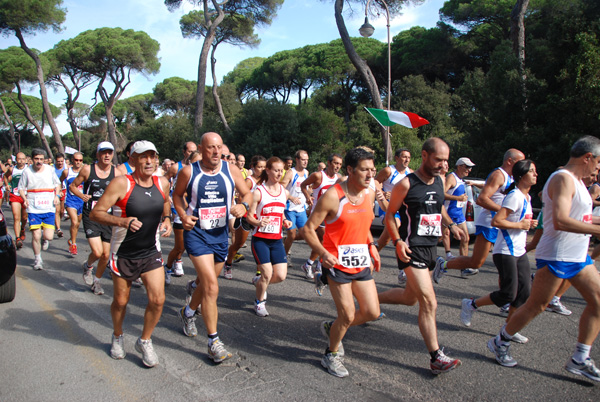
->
<box><xmin>33</xmin><ymin>193</ymin><xmax>53</xmax><ymax>209</ymax></box>
<box><xmin>12</xmin><ymin>187</ymin><xmax>19</xmax><ymax>195</ymax></box>
<box><xmin>583</xmin><ymin>213</ymin><xmax>593</xmax><ymax>224</ymax></box>
<box><xmin>338</xmin><ymin>244</ymin><xmax>370</xmax><ymax>269</ymax></box>
<box><xmin>90</xmin><ymin>200</ymin><xmax>111</xmax><ymax>213</ymax></box>
<box><xmin>524</xmin><ymin>213</ymin><xmax>533</xmax><ymax>220</ymax></box>
<box><xmin>456</xmin><ymin>201</ymin><xmax>465</xmax><ymax>208</ymax></box>
<box><xmin>417</xmin><ymin>213</ymin><xmax>442</xmax><ymax>237</ymax></box>
<box><xmin>258</xmin><ymin>216</ymin><xmax>281</xmax><ymax>234</ymax></box>
<box><xmin>200</xmin><ymin>206</ymin><xmax>227</xmax><ymax>230</ymax></box>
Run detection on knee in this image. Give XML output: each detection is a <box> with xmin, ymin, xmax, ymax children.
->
<box><xmin>261</xmin><ymin>271</ymin><xmax>273</xmax><ymax>283</ymax></box>
<box><xmin>112</xmin><ymin>296</ymin><xmax>128</xmax><ymax>310</ymax></box>
<box><xmin>148</xmin><ymin>292</ymin><xmax>165</xmax><ymax>308</ymax></box>
<box><xmin>420</xmin><ymin>295</ymin><xmax>437</xmax><ymax>313</ymax></box>
<box><xmin>201</xmin><ymin>280</ymin><xmax>219</xmax><ymax>299</ymax></box>
<box><xmin>337</xmin><ymin>311</ymin><xmax>354</xmax><ymax>327</ymax></box>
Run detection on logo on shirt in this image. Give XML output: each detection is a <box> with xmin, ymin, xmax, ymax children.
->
<box><xmin>145</xmin><ymin>191</ymin><xmax>152</xmax><ymax>197</ymax></box>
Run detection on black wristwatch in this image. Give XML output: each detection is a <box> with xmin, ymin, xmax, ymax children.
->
<box><xmin>241</xmin><ymin>202</ymin><xmax>249</xmax><ymax>212</ymax></box>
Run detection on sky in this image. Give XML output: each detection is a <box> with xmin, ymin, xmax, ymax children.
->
<box><xmin>0</xmin><ymin>0</ymin><xmax>446</xmax><ymax>133</ymax></box>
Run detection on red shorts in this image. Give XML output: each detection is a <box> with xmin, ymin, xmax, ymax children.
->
<box><xmin>9</xmin><ymin>193</ymin><xmax>24</xmax><ymax>205</ymax></box>
<box><xmin>60</xmin><ymin>189</ymin><xmax>66</xmax><ymax>202</ymax></box>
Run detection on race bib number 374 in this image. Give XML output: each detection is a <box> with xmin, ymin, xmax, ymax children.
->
<box><xmin>417</xmin><ymin>213</ymin><xmax>442</xmax><ymax>237</ymax></box>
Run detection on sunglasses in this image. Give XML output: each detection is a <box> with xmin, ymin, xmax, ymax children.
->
<box><xmin>73</xmin><ymin>159</ymin><xmax>83</xmax><ymax>162</ymax></box>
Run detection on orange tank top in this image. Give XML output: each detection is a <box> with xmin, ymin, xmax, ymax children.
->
<box><xmin>322</xmin><ymin>184</ymin><xmax>374</xmax><ymax>274</ymax></box>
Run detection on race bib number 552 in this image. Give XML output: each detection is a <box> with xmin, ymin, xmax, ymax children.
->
<box><xmin>338</xmin><ymin>244</ymin><xmax>370</xmax><ymax>268</ymax></box>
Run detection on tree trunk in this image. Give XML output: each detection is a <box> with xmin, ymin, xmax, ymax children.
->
<box><xmin>210</xmin><ymin>45</ymin><xmax>231</xmax><ymax>132</ymax></box>
<box><xmin>0</xmin><ymin>96</ymin><xmax>18</xmax><ymax>154</ymax></box>
<box><xmin>511</xmin><ymin>0</ymin><xmax>529</xmax><ymax>133</ymax></box>
<box><xmin>194</xmin><ymin>0</ymin><xmax>227</xmax><ymax>136</ymax></box>
<box><xmin>14</xmin><ymin>85</ymin><xmax>53</xmax><ymax>159</ymax></box>
<box><xmin>15</xmin><ymin>29</ymin><xmax>64</xmax><ymax>155</ymax></box>
<box><xmin>333</xmin><ymin>0</ymin><xmax>390</xmax><ymax>160</ymax></box>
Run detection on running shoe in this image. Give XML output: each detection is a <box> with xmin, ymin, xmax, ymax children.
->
<box><xmin>68</xmin><ymin>240</ymin><xmax>77</xmax><ymax>256</ymax></box>
<box><xmin>397</xmin><ymin>270</ymin><xmax>407</xmax><ymax>287</ymax></box>
<box><xmin>446</xmin><ymin>252</ymin><xmax>455</xmax><ymax>260</ymax></box>
<box><xmin>223</xmin><ymin>264</ymin><xmax>233</xmax><ymax>280</ymax></box>
<box><xmin>487</xmin><ymin>337</ymin><xmax>517</xmax><ymax>367</ymax></box>
<box><xmin>254</xmin><ymin>300</ymin><xmax>269</xmax><ymax>317</ymax></box>
<box><xmin>233</xmin><ymin>253</ymin><xmax>245</xmax><ymax>263</ymax></box>
<box><xmin>42</xmin><ymin>239</ymin><xmax>50</xmax><ymax>251</ymax></box>
<box><xmin>287</xmin><ymin>254</ymin><xmax>292</xmax><ymax>267</ymax></box>
<box><xmin>314</xmin><ymin>272</ymin><xmax>327</xmax><ymax>296</ymax></box>
<box><xmin>432</xmin><ymin>257</ymin><xmax>446</xmax><ymax>284</ymax></box>
<box><xmin>179</xmin><ymin>306</ymin><xmax>198</xmax><ymax>337</ymax></box>
<box><xmin>16</xmin><ymin>238</ymin><xmax>23</xmax><ymax>249</ymax></box>
<box><xmin>173</xmin><ymin>259</ymin><xmax>184</xmax><ymax>277</ymax></box>
<box><xmin>565</xmin><ymin>357</ymin><xmax>600</xmax><ymax>382</ymax></box>
<box><xmin>510</xmin><ymin>332</ymin><xmax>528</xmax><ymax>344</ymax></box>
<box><xmin>301</xmin><ymin>262</ymin><xmax>314</xmax><ymax>279</ymax></box>
<box><xmin>321</xmin><ymin>352</ymin><xmax>349</xmax><ymax>378</ymax></box>
<box><xmin>91</xmin><ymin>281</ymin><xmax>104</xmax><ymax>295</ymax></box>
<box><xmin>460</xmin><ymin>298</ymin><xmax>475</xmax><ymax>327</ymax></box>
<box><xmin>251</xmin><ymin>274</ymin><xmax>261</xmax><ymax>286</ymax></box>
<box><xmin>546</xmin><ymin>300</ymin><xmax>572</xmax><ymax>316</ymax></box>
<box><xmin>185</xmin><ymin>280</ymin><xmax>196</xmax><ymax>305</ymax></box>
<box><xmin>430</xmin><ymin>348</ymin><xmax>462</xmax><ymax>374</ymax></box>
<box><xmin>314</xmin><ymin>260</ymin><xmax>322</xmax><ymax>274</ymax></box>
<box><xmin>208</xmin><ymin>339</ymin><xmax>232</xmax><ymax>363</ymax></box>
<box><xmin>56</xmin><ymin>229</ymin><xmax>64</xmax><ymax>238</ymax></box>
<box><xmin>499</xmin><ymin>303</ymin><xmax>510</xmax><ymax>316</ymax></box>
<box><xmin>132</xmin><ymin>278</ymin><xmax>143</xmax><ymax>287</ymax></box>
<box><xmin>111</xmin><ymin>333</ymin><xmax>126</xmax><ymax>359</ymax></box>
<box><xmin>33</xmin><ymin>259</ymin><xmax>44</xmax><ymax>271</ymax></box>
<box><xmin>82</xmin><ymin>262</ymin><xmax>94</xmax><ymax>286</ymax></box>
<box><xmin>461</xmin><ymin>268</ymin><xmax>479</xmax><ymax>277</ymax></box>
<box><xmin>165</xmin><ymin>266</ymin><xmax>172</xmax><ymax>286</ymax></box>
<box><xmin>321</xmin><ymin>321</ymin><xmax>344</xmax><ymax>358</ymax></box>
<box><xmin>135</xmin><ymin>337</ymin><xmax>159</xmax><ymax>367</ymax></box>
<box><xmin>376</xmin><ymin>312</ymin><xmax>386</xmax><ymax>320</ymax></box>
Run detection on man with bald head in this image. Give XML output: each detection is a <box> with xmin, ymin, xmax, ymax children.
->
<box><xmin>173</xmin><ymin>132</ymin><xmax>252</xmax><ymax>363</ymax></box>
<box><xmin>433</xmin><ymin>148</ymin><xmax>525</xmax><ymax>283</ymax></box>
<box><xmin>4</xmin><ymin>152</ymin><xmax>28</xmax><ymax>249</ymax></box>
<box><xmin>378</xmin><ymin>137</ymin><xmax>464</xmax><ymax>374</ymax></box>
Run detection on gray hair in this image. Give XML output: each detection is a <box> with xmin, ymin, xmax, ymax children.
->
<box><xmin>571</xmin><ymin>136</ymin><xmax>600</xmax><ymax>158</ymax></box>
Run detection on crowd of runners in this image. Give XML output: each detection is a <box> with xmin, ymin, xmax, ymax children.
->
<box><xmin>1</xmin><ymin>133</ymin><xmax>600</xmax><ymax>382</ymax></box>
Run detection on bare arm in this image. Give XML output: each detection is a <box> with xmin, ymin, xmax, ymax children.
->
<box><xmin>300</xmin><ymin>171</ymin><xmax>321</xmax><ymax>209</ymax></box>
<box><xmin>69</xmin><ymin>165</ymin><xmax>91</xmax><ymax>202</ymax></box>
<box><xmin>172</xmin><ymin>165</ymin><xmax>197</xmax><ymax>231</ymax></box>
<box><xmin>89</xmin><ymin>176</ymin><xmax>140</xmax><ymax>230</ymax></box>
<box><xmin>229</xmin><ymin>164</ymin><xmax>252</xmax><ymax>218</ymax></box>
<box><xmin>549</xmin><ymin>172</ymin><xmax>600</xmax><ymax>236</ymax></box>
<box><xmin>385</xmin><ymin>177</ymin><xmax>412</xmax><ymax>262</ymax></box>
<box><xmin>158</xmin><ymin>176</ymin><xmax>173</xmax><ymax>237</ymax></box>
<box><xmin>491</xmin><ymin>206</ymin><xmax>534</xmax><ymax>231</ymax></box>
<box><xmin>476</xmin><ymin>170</ymin><xmax>505</xmax><ymax>212</ymax></box>
<box><xmin>444</xmin><ymin>173</ymin><xmax>468</xmax><ymax>202</ymax></box>
<box><xmin>300</xmin><ymin>187</ymin><xmax>338</xmax><ymax>268</ymax></box>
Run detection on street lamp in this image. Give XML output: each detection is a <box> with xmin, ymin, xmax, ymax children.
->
<box><xmin>359</xmin><ymin>0</ymin><xmax>392</xmax><ymax>166</ymax></box>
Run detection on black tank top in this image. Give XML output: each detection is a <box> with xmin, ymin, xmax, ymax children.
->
<box><xmin>83</xmin><ymin>164</ymin><xmax>115</xmax><ymax>211</ymax></box>
<box><xmin>399</xmin><ymin>173</ymin><xmax>445</xmax><ymax>247</ymax></box>
<box><xmin>111</xmin><ymin>175</ymin><xmax>166</xmax><ymax>259</ymax></box>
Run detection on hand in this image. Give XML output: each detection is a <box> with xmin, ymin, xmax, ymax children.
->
<box><xmin>520</xmin><ymin>219</ymin><xmax>532</xmax><ymax>230</ymax></box>
<box><xmin>369</xmin><ymin>244</ymin><xmax>381</xmax><ymax>272</ymax></box>
<box><xmin>384</xmin><ymin>191</ymin><xmax>392</xmax><ymax>201</ymax></box>
<box><xmin>451</xmin><ymin>225</ymin><xmax>466</xmax><ymax>241</ymax></box>
<box><xmin>320</xmin><ymin>251</ymin><xmax>338</xmax><ymax>269</ymax></box>
<box><xmin>81</xmin><ymin>194</ymin><xmax>92</xmax><ymax>202</ymax></box>
<box><xmin>181</xmin><ymin>214</ymin><xmax>198</xmax><ymax>230</ymax></box>
<box><xmin>23</xmin><ymin>199</ymin><xmax>29</xmax><ymax>209</ymax></box>
<box><xmin>530</xmin><ymin>219</ymin><xmax>538</xmax><ymax>229</ymax></box>
<box><xmin>230</xmin><ymin>203</ymin><xmax>246</xmax><ymax>218</ymax></box>
<box><xmin>283</xmin><ymin>219</ymin><xmax>293</xmax><ymax>229</ymax></box>
<box><xmin>160</xmin><ymin>220</ymin><xmax>172</xmax><ymax>237</ymax></box>
<box><xmin>395</xmin><ymin>240</ymin><xmax>412</xmax><ymax>263</ymax></box>
<box><xmin>54</xmin><ymin>195</ymin><xmax>60</xmax><ymax>206</ymax></box>
<box><xmin>459</xmin><ymin>194</ymin><xmax>468</xmax><ymax>202</ymax></box>
<box><xmin>126</xmin><ymin>217</ymin><xmax>143</xmax><ymax>232</ymax></box>
<box><xmin>291</xmin><ymin>196</ymin><xmax>301</xmax><ymax>205</ymax></box>
<box><xmin>259</xmin><ymin>216</ymin><xmax>269</xmax><ymax>228</ymax></box>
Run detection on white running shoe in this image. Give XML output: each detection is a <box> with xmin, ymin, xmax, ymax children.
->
<box><xmin>111</xmin><ymin>333</ymin><xmax>126</xmax><ymax>359</ymax></box>
<box><xmin>42</xmin><ymin>239</ymin><xmax>50</xmax><ymax>251</ymax></box>
<box><xmin>135</xmin><ymin>337</ymin><xmax>158</xmax><ymax>367</ymax></box>
<box><xmin>546</xmin><ymin>300</ymin><xmax>572</xmax><ymax>316</ymax></box>
<box><xmin>165</xmin><ymin>266</ymin><xmax>172</xmax><ymax>285</ymax></box>
<box><xmin>33</xmin><ymin>259</ymin><xmax>44</xmax><ymax>271</ymax></box>
<box><xmin>223</xmin><ymin>264</ymin><xmax>233</xmax><ymax>280</ymax></box>
<box><xmin>301</xmin><ymin>262</ymin><xmax>314</xmax><ymax>279</ymax></box>
<box><xmin>397</xmin><ymin>270</ymin><xmax>407</xmax><ymax>287</ymax></box>
<box><xmin>321</xmin><ymin>352</ymin><xmax>348</xmax><ymax>378</ymax></box>
<box><xmin>460</xmin><ymin>298</ymin><xmax>475</xmax><ymax>327</ymax></box>
<box><xmin>82</xmin><ymin>262</ymin><xmax>94</xmax><ymax>285</ymax></box>
<box><xmin>254</xmin><ymin>300</ymin><xmax>269</xmax><ymax>317</ymax></box>
<box><xmin>173</xmin><ymin>260</ymin><xmax>184</xmax><ymax>277</ymax></box>
<box><xmin>432</xmin><ymin>257</ymin><xmax>446</xmax><ymax>284</ymax></box>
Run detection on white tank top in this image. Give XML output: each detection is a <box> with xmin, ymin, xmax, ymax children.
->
<box><xmin>475</xmin><ymin>167</ymin><xmax>511</xmax><ymax>229</ymax></box>
<box><xmin>285</xmin><ymin>167</ymin><xmax>307</xmax><ymax>212</ymax></box>
<box><xmin>382</xmin><ymin>165</ymin><xmax>410</xmax><ymax>193</ymax></box>
<box><xmin>311</xmin><ymin>170</ymin><xmax>338</xmax><ymax>212</ymax></box>
<box><xmin>536</xmin><ymin>169</ymin><xmax>592</xmax><ymax>262</ymax></box>
<box><xmin>247</xmin><ymin>176</ymin><xmax>259</xmax><ymax>192</ymax></box>
<box><xmin>253</xmin><ymin>183</ymin><xmax>287</xmax><ymax>239</ymax></box>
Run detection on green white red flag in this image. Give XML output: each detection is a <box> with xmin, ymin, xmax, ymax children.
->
<box><xmin>365</xmin><ymin>107</ymin><xmax>429</xmax><ymax>128</ymax></box>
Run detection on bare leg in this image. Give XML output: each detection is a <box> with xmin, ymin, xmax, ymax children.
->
<box><xmin>140</xmin><ymin>267</ymin><xmax>166</xmax><ymax>339</ymax></box>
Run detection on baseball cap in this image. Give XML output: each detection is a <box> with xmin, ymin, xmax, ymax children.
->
<box><xmin>130</xmin><ymin>140</ymin><xmax>159</xmax><ymax>155</ymax></box>
<box><xmin>97</xmin><ymin>141</ymin><xmax>115</xmax><ymax>152</ymax></box>
<box><xmin>456</xmin><ymin>157</ymin><xmax>475</xmax><ymax>167</ymax></box>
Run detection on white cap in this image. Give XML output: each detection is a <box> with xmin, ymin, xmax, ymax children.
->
<box><xmin>131</xmin><ymin>140</ymin><xmax>159</xmax><ymax>155</ymax></box>
<box><xmin>97</xmin><ymin>141</ymin><xmax>115</xmax><ymax>152</ymax></box>
<box><xmin>456</xmin><ymin>157</ymin><xmax>475</xmax><ymax>167</ymax></box>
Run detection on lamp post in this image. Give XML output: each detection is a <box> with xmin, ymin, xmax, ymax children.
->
<box><xmin>359</xmin><ymin>0</ymin><xmax>392</xmax><ymax>166</ymax></box>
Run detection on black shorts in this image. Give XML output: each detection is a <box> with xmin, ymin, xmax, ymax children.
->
<box><xmin>82</xmin><ymin>209</ymin><xmax>112</xmax><ymax>242</ymax></box>
<box><xmin>396</xmin><ymin>245</ymin><xmax>437</xmax><ymax>271</ymax></box>
<box><xmin>173</xmin><ymin>221</ymin><xmax>183</xmax><ymax>230</ymax></box>
<box><xmin>325</xmin><ymin>266</ymin><xmax>373</xmax><ymax>284</ymax></box>
<box><xmin>109</xmin><ymin>251</ymin><xmax>164</xmax><ymax>281</ymax></box>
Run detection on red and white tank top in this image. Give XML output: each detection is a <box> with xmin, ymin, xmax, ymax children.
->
<box><xmin>311</xmin><ymin>171</ymin><xmax>338</xmax><ymax>212</ymax></box>
<box><xmin>253</xmin><ymin>183</ymin><xmax>287</xmax><ymax>240</ymax></box>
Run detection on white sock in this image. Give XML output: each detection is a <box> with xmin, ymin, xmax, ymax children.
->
<box><xmin>551</xmin><ymin>296</ymin><xmax>560</xmax><ymax>304</ymax></box>
<box><xmin>573</xmin><ymin>342</ymin><xmax>591</xmax><ymax>363</ymax></box>
<box><xmin>94</xmin><ymin>277</ymin><xmax>100</xmax><ymax>284</ymax></box>
<box><xmin>184</xmin><ymin>305</ymin><xmax>195</xmax><ymax>318</ymax></box>
<box><xmin>307</xmin><ymin>259</ymin><xmax>314</xmax><ymax>266</ymax></box>
<box><xmin>34</xmin><ymin>254</ymin><xmax>42</xmax><ymax>262</ymax></box>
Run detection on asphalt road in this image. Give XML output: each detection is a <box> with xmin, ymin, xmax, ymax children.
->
<box><xmin>0</xmin><ymin>203</ymin><xmax>598</xmax><ymax>401</ymax></box>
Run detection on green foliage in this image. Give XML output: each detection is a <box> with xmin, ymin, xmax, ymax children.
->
<box><xmin>0</xmin><ymin>93</ymin><xmax>61</xmax><ymax>129</ymax></box>
<box><xmin>0</xmin><ymin>0</ymin><xmax>66</xmax><ymax>36</ymax></box>
<box><xmin>0</xmin><ymin>47</ymin><xmax>51</xmax><ymax>87</ymax></box>
<box><xmin>153</xmin><ymin>77</ymin><xmax>197</xmax><ymax>114</ymax></box>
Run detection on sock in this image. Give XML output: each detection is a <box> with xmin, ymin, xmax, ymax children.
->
<box><xmin>442</xmin><ymin>261</ymin><xmax>448</xmax><ymax>269</ymax></box>
<box><xmin>573</xmin><ymin>342</ymin><xmax>591</xmax><ymax>363</ymax></box>
<box><xmin>94</xmin><ymin>277</ymin><xmax>100</xmax><ymax>284</ymax></box>
<box><xmin>165</xmin><ymin>264</ymin><xmax>172</xmax><ymax>270</ymax></box>
<box><xmin>446</xmin><ymin>251</ymin><xmax>452</xmax><ymax>256</ymax></box>
<box><xmin>470</xmin><ymin>299</ymin><xmax>478</xmax><ymax>309</ymax></box>
<box><xmin>34</xmin><ymin>254</ymin><xmax>41</xmax><ymax>262</ymax></box>
<box><xmin>429</xmin><ymin>349</ymin><xmax>440</xmax><ymax>362</ymax></box>
<box><xmin>184</xmin><ymin>305</ymin><xmax>195</xmax><ymax>318</ymax></box>
<box><xmin>208</xmin><ymin>333</ymin><xmax>218</xmax><ymax>346</ymax></box>
<box><xmin>190</xmin><ymin>281</ymin><xmax>197</xmax><ymax>289</ymax></box>
<box><xmin>551</xmin><ymin>296</ymin><xmax>560</xmax><ymax>305</ymax></box>
<box><xmin>307</xmin><ymin>259</ymin><xmax>314</xmax><ymax>266</ymax></box>
<box><xmin>500</xmin><ymin>326</ymin><xmax>513</xmax><ymax>343</ymax></box>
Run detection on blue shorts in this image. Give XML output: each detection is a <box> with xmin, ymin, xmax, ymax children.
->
<box><xmin>448</xmin><ymin>209</ymin><xmax>466</xmax><ymax>225</ymax></box>
<box><xmin>65</xmin><ymin>198</ymin><xmax>83</xmax><ymax>215</ymax></box>
<box><xmin>251</xmin><ymin>236</ymin><xmax>287</xmax><ymax>266</ymax></box>
<box><xmin>537</xmin><ymin>256</ymin><xmax>593</xmax><ymax>279</ymax></box>
<box><xmin>29</xmin><ymin>212</ymin><xmax>55</xmax><ymax>231</ymax></box>
<box><xmin>184</xmin><ymin>226</ymin><xmax>228</xmax><ymax>262</ymax></box>
<box><xmin>284</xmin><ymin>209</ymin><xmax>307</xmax><ymax>230</ymax></box>
<box><xmin>475</xmin><ymin>225</ymin><xmax>498</xmax><ymax>243</ymax></box>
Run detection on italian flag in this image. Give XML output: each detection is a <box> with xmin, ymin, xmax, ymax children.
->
<box><xmin>365</xmin><ymin>107</ymin><xmax>430</xmax><ymax>128</ymax></box>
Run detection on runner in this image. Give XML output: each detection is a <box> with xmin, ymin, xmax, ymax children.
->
<box><xmin>280</xmin><ymin>150</ymin><xmax>310</xmax><ymax>264</ymax></box>
<box><xmin>70</xmin><ymin>141</ymin><xmax>123</xmax><ymax>295</ymax></box>
<box><xmin>302</xmin><ymin>147</ymin><xmax>381</xmax><ymax>378</ymax></box>
<box><xmin>487</xmin><ymin>136</ymin><xmax>600</xmax><ymax>382</ymax></box>
<box><xmin>60</xmin><ymin>152</ymin><xmax>85</xmax><ymax>256</ymax></box>
<box><xmin>235</xmin><ymin>154</ymin><xmax>249</xmax><ymax>179</ymax></box>
<box><xmin>53</xmin><ymin>153</ymin><xmax>66</xmax><ymax>238</ymax></box>
<box><xmin>246</xmin><ymin>157</ymin><xmax>292</xmax><ymax>317</ymax></box>
<box><xmin>173</xmin><ymin>132</ymin><xmax>251</xmax><ymax>363</ymax></box>
<box><xmin>460</xmin><ymin>160</ymin><xmax>538</xmax><ymax>334</ymax></box>
<box><xmin>442</xmin><ymin>157</ymin><xmax>477</xmax><ymax>276</ymax></box>
<box><xmin>164</xmin><ymin>141</ymin><xmax>198</xmax><ymax>280</ymax></box>
<box><xmin>433</xmin><ymin>148</ymin><xmax>525</xmax><ymax>283</ymax></box>
<box><xmin>18</xmin><ymin>149</ymin><xmax>61</xmax><ymax>270</ymax></box>
<box><xmin>3</xmin><ymin>152</ymin><xmax>28</xmax><ymax>249</ymax></box>
<box><xmin>90</xmin><ymin>140</ymin><xmax>172</xmax><ymax>368</ymax></box>
<box><xmin>115</xmin><ymin>141</ymin><xmax>136</xmax><ymax>175</ymax></box>
<box><xmin>299</xmin><ymin>153</ymin><xmax>343</xmax><ymax>279</ymax></box>
<box><xmin>377</xmin><ymin>137</ymin><xmax>464</xmax><ymax>375</ymax></box>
